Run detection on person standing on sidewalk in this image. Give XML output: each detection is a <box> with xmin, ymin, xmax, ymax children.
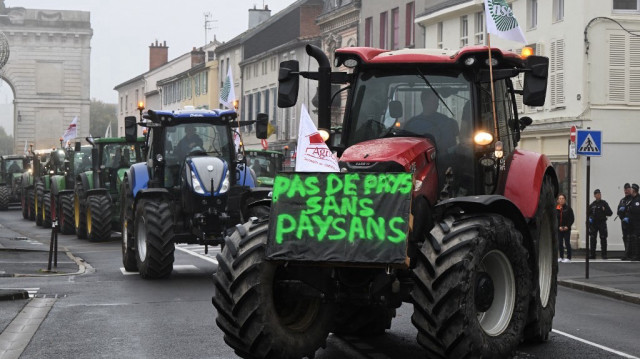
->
<box><xmin>623</xmin><ymin>183</ymin><xmax>640</xmax><ymax>261</ymax></box>
<box><xmin>617</xmin><ymin>183</ymin><xmax>633</xmax><ymax>260</ymax></box>
<box><xmin>588</xmin><ymin>189</ymin><xmax>613</xmax><ymax>259</ymax></box>
<box><xmin>557</xmin><ymin>193</ymin><xmax>574</xmax><ymax>263</ymax></box>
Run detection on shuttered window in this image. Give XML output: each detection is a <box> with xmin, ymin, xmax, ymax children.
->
<box><xmin>608</xmin><ymin>33</ymin><xmax>640</xmax><ymax>104</ymax></box>
<box><xmin>550</xmin><ymin>39</ymin><xmax>565</xmax><ymax>108</ymax></box>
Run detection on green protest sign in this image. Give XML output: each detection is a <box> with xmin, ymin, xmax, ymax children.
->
<box><xmin>266</xmin><ymin>172</ymin><xmax>412</xmax><ymax>265</ymax></box>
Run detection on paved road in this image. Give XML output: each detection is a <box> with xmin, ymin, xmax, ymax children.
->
<box><xmin>1</xmin><ymin>209</ymin><xmax>639</xmax><ymax>358</ymax></box>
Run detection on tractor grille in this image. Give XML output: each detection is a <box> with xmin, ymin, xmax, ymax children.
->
<box><xmin>340</xmin><ymin>160</ymin><xmax>406</xmax><ymax>173</ymax></box>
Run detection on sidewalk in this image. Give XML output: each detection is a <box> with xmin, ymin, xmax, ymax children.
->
<box><xmin>557</xmin><ymin>250</ymin><xmax>640</xmax><ymax>305</ymax></box>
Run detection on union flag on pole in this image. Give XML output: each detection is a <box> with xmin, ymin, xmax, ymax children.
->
<box><xmin>62</xmin><ymin>116</ymin><xmax>78</xmax><ymax>144</ymax></box>
<box><xmin>219</xmin><ymin>67</ymin><xmax>236</xmax><ymax>110</ymax></box>
<box><xmin>484</xmin><ymin>0</ymin><xmax>527</xmax><ymax>44</ymax></box>
<box><xmin>295</xmin><ymin>104</ymin><xmax>339</xmax><ymax>172</ymax></box>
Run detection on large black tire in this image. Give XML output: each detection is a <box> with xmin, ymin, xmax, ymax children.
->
<box><xmin>59</xmin><ymin>193</ymin><xmax>75</xmax><ymax>234</ymax></box>
<box><xmin>86</xmin><ymin>194</ymin><xmax>113</xmax><ymax>242</ymax></box>
<box><xmin>42</xmin><ymin>193</ymin><xmax>52</xmax><ymax>228</ymax></box>
<box><xmin>411</xmin><ymin>214</ymin><xmax>532</xmax><ymax>358</ymax></box>
<box><xmin>247</xmin><ymin>204</ymin><xmax>270</xmax><ymax>220</ymax></box>
<box><xmin>74</xmin><ymin>181</ymin><xmax>88</xmax><ymax>238</ymax></box>
<box><xmin>0</xmin><ymin>185</ymin><xmax>9</xmax><ymax>210</ymax></box>
<box><xmin>332</xmin><ymin>305</ymin><xmax>395</xmax><ymax>336</ymax></box>
<box><xmin>21</xmin><ymin>187</ymin><xmax>29</xmax><ymax>218</ymax></box>
<box><xmin>35</xmin><ymin>182</ymin><xmax>44</xmax><ymax>226</ymax></box>
<box><xmin>27</xmin><ymin>189</ymin><xmax>35</xmax><ymax>220</ymax></box>
<box><xmin>120</xmin><ymin>179</ymin><xmax>137</xmax><ymax>271</ymax></box>
<box><xmin>524</xmin><ymin>176</ymin><xmax>558</xmax><ymax>342</ymax></box>
<box><xmin>134</xmin><ymin>199</ymin><xmax>175</xmax><ymax>279</ymax></box>
<box><xmin>213</xmin><ymin>219</ymin><xmax>334</xmax><ymax>359</ymax></box>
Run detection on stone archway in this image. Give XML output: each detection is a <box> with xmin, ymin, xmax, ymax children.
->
<box><xmin>0</xmin><ymin>3</ymin><xmax>92</xmax><ymax>153</ymax></box>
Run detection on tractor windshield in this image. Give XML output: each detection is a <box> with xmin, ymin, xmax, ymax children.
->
<box><xmin>5</xmin><ymin>159</ymin><xmax>24</xmax><ymax>173</ymax></box>
<box><xmin>165</xmin><ymin>123</ymin><xmax>232</xmax><ymax>166</ymax></box>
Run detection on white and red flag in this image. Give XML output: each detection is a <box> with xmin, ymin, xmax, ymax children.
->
<box><xmin>62</xmin><ymin>116</ymin><xmax>78</xmax><ymax>144</ymax></box>
<box><xmin>295</xmin><ymin>104</ymin><xmax>339</xmax><ymax>172</ymax></box>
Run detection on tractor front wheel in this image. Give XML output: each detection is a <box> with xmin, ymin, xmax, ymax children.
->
<box><xmin>59</xmin><ymin>193</ymin><xmax>75</xmax><ymax>234</ymax></box>
<box><xmin>134</xmin><ymin>199</ymin><xmax>174</xmax><ymax>279</ymax></box>
<box><xmin>212</xmin><ymin>219</ymin><xmax>333</xmax><ymax>359</ymax></box>
<box><xmin>411</xmin><ymin>214</ymin><xmax>531</xmax><ymax>358</ymax></box>
<box><xmin>27</xmin><ymin>189</ymin><xmax>35</xmax><ymax>220</ymax></box>
<box><xmin>42</xmin><ymin>193</ymin><xmax>52</xmax><ymax>228</ymax></box>
<box><xmin>0</xmin><ymin>185</ymin><xmax>9</xmax><ymax>210</ymax></box>
<box><xmin>35</xmin><ymin>182</ymin><xmax>44</xmax><ymax>226</ymax></box>
<box><xmin>87</xmin><ymin>194</ymin><xmax>113</xmax><ymax>241</ymax></box>
<box><xmin>524</xmin><ymin>176</ymin><xmax>558</xmax><ymax>342</ymax></box>
<box><xmin>120</xmin><ymin>179</ymin><xmax>137</xmax><ymax>272</ymax></box>
<box><xmin>21</xmin><ymin>187</ymin><xmax>29</xmax><ymax>218</ymax></box>
<box><xmin>74</xmin><ymin>182</ymin><xmax>87</xmax><ymax>238</ymax></box>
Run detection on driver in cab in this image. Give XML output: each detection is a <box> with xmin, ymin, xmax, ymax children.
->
<box><xmin>176</xmin><ymin>125</ymin><xmax>203</xmax><ymax>158</ymax></box>
<box><xmin>403</xmin><ymin>90</ymin><xmax>459</xmax><ymax>154</ymax></box>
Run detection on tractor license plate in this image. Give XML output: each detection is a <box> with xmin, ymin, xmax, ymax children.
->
<box><xmin>266</xmin><ymin>172</ymin><xmax>412</xmax><ymax>265</ymax></box>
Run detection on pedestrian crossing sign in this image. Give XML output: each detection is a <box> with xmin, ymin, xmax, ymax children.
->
<box><xmin>576</xmin><ymin>129</ymin><xmax>602</xmax><ymax>156</ymax></box>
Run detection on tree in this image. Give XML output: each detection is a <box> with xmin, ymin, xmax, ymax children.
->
<box><xmin>90</xmin><ymin>99</ymin><xmax>117</xmax><ymax>138</ymax></box>
<box><xmin>0</xmin><ymin>126</ymin><xmax>13</xmax><ymax>155</ymax></box>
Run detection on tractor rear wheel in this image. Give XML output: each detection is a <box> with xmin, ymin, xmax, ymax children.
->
<box><xmin>21</xmin><ymin>187</ymin><xmax>29</xmax><ymax>218</ymax></box>
<box><xmin>42</xmin><ymin>193</ymin><xmax>52</xmax><ymax>228</ymax></box>
<box><xmin>87</xmin><ymin>194</ymin><xmax>112</xmax><ymax>241</ymax></box>
<box><xmin>213</xmin><ymin>219</ymin><xmax>333</xmax><ymax>359</ymax></box>
<box><xmin>74</xmin><ymin>181</ymin><xmax>87</xmax><ymax>238</ymax></box>
<box><xmin>35</xmin><ymin>182</ymin><xmax>44</xmax><ymax>226</ymax></box>
<box><xmin>411</xmin><ymin>214</ymin><xmax>531</xmax><ymax>358</ymax></box>
<box><xmin>134</xmin><ymin>199</ymin><xmax>174</xmax><ymax>279</ymax></box>
<box><xmin>0</xmin><ymin>185</ymin><xmax>9</xmax><ymax>210</ymax></box>
<box><xmin>247</xmin><ymin>204</ymin><xmax>270</xmax><ymax>220</ymax></box>
<box><xmin>524</xmin><ymin>176</ymin><xmax>558</xmax><ymax>342</ymax></box>
<box><xmin>332</xmin><ymin>305</ymin><xmax>395</xmax><ymax>336</ymax></box>
<box><xmin>120</xmin><ymin>179</ymin><xmax>137</xmax><ymax>271</ymax></box>
<box><xmin>59</xmin><ymin>193</ymin><xmax>75</xmax><ymax>234</ymax></box>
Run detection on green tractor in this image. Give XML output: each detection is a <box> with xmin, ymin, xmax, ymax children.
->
<box><xmin>74</xmin><ymin>137</ymin><xmax>145</xmax><ymax>241</ymax></box>
<box><xmin>22</xmin><ymin>149</ymin><xmax>50</xmax><ymax>221</ymax></box>
<box><xmin>0</xmin><ymin>155</ymin><xmax>29</xmax><ymax>210</ymax></box>
<box><xmin>245</xmin><ymin>149</ymin><xmax>284</xmax><ymax>187</ymax></box>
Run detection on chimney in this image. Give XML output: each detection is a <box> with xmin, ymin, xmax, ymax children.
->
<box><xmin>248</xmin><ymin>4</ymin><xmax>271</xmax><ymax>29</ymax></box>
<box><xmin>191</xmin><ymin>47</ymin><xmax>206</xmax><ymax>67</ymax></box>
<box><xmin>149</xmin><ymin>40</ymin><xmax>168</xmax><ymax>71</ymax></box>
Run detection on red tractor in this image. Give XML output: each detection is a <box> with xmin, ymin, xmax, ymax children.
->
<box><xmin>213</xmin><ymin>45</ymin><xmax>558</xmax><ymax>358</ymax></box>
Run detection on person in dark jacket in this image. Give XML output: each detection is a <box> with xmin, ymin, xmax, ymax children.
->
<box><xmin>617</xmin><ymin>183</ymin><xmax>633</xmax><ymax>260</ymax></box>
<box><xmin>588</xmin><ymin>189</ymin><xmax>614</xmax><ymax>259</ymax></box>
<box><xmin>557</xmin><ymin>193</ymin><xmax>575</xmax><ymax>263</ymax></box>
<box><xmin>623</xmin><ymin>183</ymin><xmax>640</xmax><ymax>261</ymax></box>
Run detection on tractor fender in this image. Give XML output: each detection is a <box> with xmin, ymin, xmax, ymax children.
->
<box><xmin>21</xmin><ymin>172</ymin><xmax>33</xmax><ymax>189</ymax></box>
<box><xmin>86</xmin><ymin>188</ymin><xmax>109</xmax><ymax>197</ymax></box>
<box><xmin>50</xmin><ymin>175</ymin><xmax>66</xmax><ymax>196</ymax></box>
<box><xmin>503</xmin><ymin>150</ymin><xmax>558</xmax><ymax>219</ymax></box>
<box><xmin>84</xmin><ymin>171</ymin><xmax>95</xmax><ymax>191</ymax></box>
<box><xmin>132</xmin><ymin>188</ymin><xmax>170</xmax><ymax>214</ymax></box>
<box><xmin>235</xmin><ymin>163</ymin><xmax>256</xmax><ymax>188</ymax></box>
<box><xmin>435</xmin><ymin>195</ymin><xmax>532</xmax><ymax>245</ymax></box>
<box><xmin>129</xmin><ymin>163</ymin><xmax>149</xmax><ymax>198</ymax></box>
<box><xmin>77</xmin><ymin>172</ymin><xmax>92</xmax><ymax>197</ymax></box>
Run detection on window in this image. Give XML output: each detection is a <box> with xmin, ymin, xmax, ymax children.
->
<box><xmin>255</xmin><ymin>91</ymin><xmax>261</xmax><ymax>115</ymax></box>
<box><xmin>553</xmin><ymin>0</ymin><xmax>564</xmax><ymax>21</ymax></box>
<box><xmin>245</xmin><ymin>66</ymin><xmax>251</xmax><ymax>80</ymax></box>
<box><xmin>208</xmin><ymin>51</ymin><xmax>215</xmax><ymax>61</ymax></box>
<box><xmin>365</xmin><ymin>17</ymin><xmax>373</xmax><ymax>47</ymax></box>
<box><xmin>614</xmin><ymin>0</ymin><xmax>639</xmax><ymax>11</ymax></box>
<box><xmin>202</xmin><ymin>72</ymin><xmax>208</xmax><ymax>95</ymax></box>
<box><xmin>550</xmin><ymin>39</ymin><xmax>565</xmax><ymax>107</ymax></box>
<box><xmin>264</xmin><ymin>89</ymin><xmax>269</xmax><ymax>117</ymax></box>
<box><xmin>405</xmin><ymin>2</ymin><xmax>415</xmax><ymax>47</ymax></box>
<box><xmin>460</xmin><ymin>15</ymin><xmax>469</xmax><ymax>48</ymax></box>
<box><xmin>120</xmin><ymin>96</ymin><xmax>123</xmax><ymax>113</ymax></box>
<box><xmin>528</xmin><ymin>0</ymin><xmax>537</xmax><ymax>29</ymax></box>
<box><xmin>380</xmin><ymin>11</ymin><xmax>388</xmax><ymax>49</ymax></box>
<box><xmin>437</xmin><ymin>22</ymin><xmax>443</xmax><ymax>49</ymax></box>
<box><xmin>220</xmin><ymin>59</ymin><xmax>225</xmax><ymax>87</ymax></box>
<box><xmin>608</xmin><ymin>33</ymin><xmax>640</xmax><ymax>104</ymax></box>
<box><xmin>125</xmin><ymin>95</ymin><xmax>128</xmax><ymax>112</ymax></box>
<box><xmin>271</xmin><ymin>57</ymin><xmax>276</xmax><ymax>71</ymax></box>
<box><xmin>254</xmin><ymin>64</ymin><xmax>258</xmax><ymax>77</ymax></box>
<box><xmin>391</xmin><ymin>8</ymin><xmax>399</xmax><ymax>50</ymax></box>
<box><xmin>475</xmin><ymin>11</ymin><xmax>485</xmax><ymax>45</ymax></box>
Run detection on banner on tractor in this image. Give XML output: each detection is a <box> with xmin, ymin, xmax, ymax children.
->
<box><xmin>266</xmin><ymin>172</ymin><xmax>413</xmax><ymax>265</ymax></box>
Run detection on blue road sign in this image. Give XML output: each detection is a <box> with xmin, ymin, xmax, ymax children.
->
<box><xmin>576</xmin><ymin>130</ymin><xmax>602</xmax><ymax>156</ymax></box>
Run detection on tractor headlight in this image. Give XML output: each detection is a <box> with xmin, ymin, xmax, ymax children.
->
<box><xmin>191</xmin><ymin>170</ymin><xmax>205</xmax><ymax>194</ymax></box>
<box><xmin>219</xmin><ymin>170</ymin><xmax>230</xmax><ymax>194</ymax></box>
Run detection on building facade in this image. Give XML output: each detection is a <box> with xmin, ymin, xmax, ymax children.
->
<box><xmin>416</xmin><ymin>0</ymin><xmax>640</xmax><ymax>251</ymax></box>
<box><xmin>1</xmin><ymin>5</ymin><xmax>92</xmax><ymax>151</ymax></box>
<box><xmin>359</xmin><ymin>0</ymin><xmax>425</xmax><ymax>50</ymax></box>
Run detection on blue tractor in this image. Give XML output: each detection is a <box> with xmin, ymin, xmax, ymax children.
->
<box><xmin>120</xmin><ymin>108</ymin><xmax>271</xmax><ymax>279</ymax></box>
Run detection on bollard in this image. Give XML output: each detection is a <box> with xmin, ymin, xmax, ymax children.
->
<box><xmin>47</xmin><ymin>218</ymin><xmax>58</xmax><ymax>271</ymax></box>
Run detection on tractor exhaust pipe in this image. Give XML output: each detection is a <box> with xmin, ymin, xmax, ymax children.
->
<box><xmin>305</xmin><ymin>44</ymin><xmax>331</xmax><ymax>132</ymax></box>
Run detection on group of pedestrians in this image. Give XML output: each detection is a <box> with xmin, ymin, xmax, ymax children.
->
<box><xmin>556</xmin><ymin>183</ymin><xmax>640</xmax><ymax>262</ymax></box>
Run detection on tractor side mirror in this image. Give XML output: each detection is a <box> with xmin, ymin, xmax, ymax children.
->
<box><xmin>519</xmin><ymin>116</ymin><xmax>533</xmax><ymax>131</ymax></box>
<box><xmin>74</xmin><ymin>142</ymin><xmax>81</xmax><ymax>152</ymax></box>
<box><xmin>523</xmin><ymin>56</ymin><xmax>549</xmax><ymax>107</ymax></box>
<box><xmin>255</xmin><ymin>113</ymin><xmax>269</xmax><ymax>139</ymax></box>
<box><xmin>278</xmin><ymin>60</ymin><xmax>300</xmax><ymax>108</ymax></box>
<box><xmin>91</xmin><ymin>147</ymin><xmax>99</xmax><ymax>172</ymax></box>
<box><xmin>388</xmin><ymin>101</ymin><xmax>403</xmax><ymax>119</ymax></box>
<box><xmin>124</xmin><ymin>116</ymin><xmax>138</xmax><ymax>143</ymax></box>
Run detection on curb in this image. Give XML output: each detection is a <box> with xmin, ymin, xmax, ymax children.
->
<box><xmin>0</xmin><ymin>289</ymin><xmax>29</xmax><ymax>301</ymax></box>
<box><xmin>558</xmin><ymin>279</ymin><xmax>640</xmax><ymax>305</ymax></box>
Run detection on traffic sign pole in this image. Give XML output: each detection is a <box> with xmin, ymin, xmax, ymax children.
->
<box><xmin>585</xmin><ymin>155</ymin><xmax>590</xmax><ymax>279</ymax></box>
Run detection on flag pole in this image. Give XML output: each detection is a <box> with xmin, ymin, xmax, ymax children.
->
<box><xmin>487</xmin><ymin>33</ymin><xmax>499</xmax><ymax>140</ymax></box>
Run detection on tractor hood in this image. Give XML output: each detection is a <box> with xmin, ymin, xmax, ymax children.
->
<box><xmin>186</xmin><ymin>156</ymin><xmax>228</xmax><ymax>195</ymax></box>
<box><xmin>340</xmin><ymin>137</ymin><xmax>434</xmax><ymax>170</ymax></box>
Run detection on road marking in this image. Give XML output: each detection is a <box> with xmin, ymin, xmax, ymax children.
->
<box><xmin>120</xmin><ymin>264</ymin><xmax>201</xmax><ymax>276</ymax></box>
<box><xmin>552</xmin><ymin>329</ymin><xmax>639</xmax><ymax>359</ymax></box>
<box><xmin>175</xmin><ymin>245</ymin><xmax>219</xmax><ymax>265</ymax></box>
